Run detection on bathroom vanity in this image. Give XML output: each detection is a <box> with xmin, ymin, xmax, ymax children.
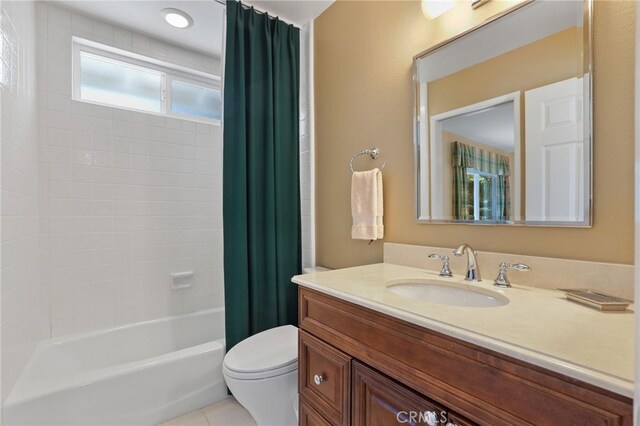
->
<box><xmin>300</xmin><ymin>0</ymin><xmax>635</xmax><ymax>422</ymax></box>
<box><xmin>293</xmin><ymin>264</ymin><xmax>634</xmax><ymax>425</ymax></box>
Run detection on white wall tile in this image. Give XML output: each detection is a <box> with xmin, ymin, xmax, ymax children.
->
<box><xmin>36</xmin><ymin>3</ymin><xmax>223</xmax><ymax>339</ymax></box>
<box><xmin>71</xmin><ymin>13</ymin><xmax>92</xmax><ymax>35</ymax></box>
<box><xmin>1</xmin><ymin>0</ymin><xmax>48</xmax><ymax>404</ymax></box>
<box><xmin>299</xmin><ymin>25</ymin><xmax>313</xmax><ymax>269</ymax></box>
<box><xmin>47</xmin><ymin>5</ymin><xmax>70</xmax><ymax>27</ymax></box>
<box><xmin>92</xmin><ymin>21</ymin><xmax>113</xmax><ymax>42</ymax></box>
<box><xmin>113</xmin><ymin>27</ymin><xmax>132</xmax><ymax>50</ymax></box>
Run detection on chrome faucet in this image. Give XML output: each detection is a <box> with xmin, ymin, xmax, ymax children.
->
<box><xmin>428</xmin><ymin>253</ymin><xmax>453</xmax><ymax>277</ymax></box>
<box><xmin>453</xmin><ymin>243</ymin><xmax>481</xmax><ymax>282</ymax></box>
<box><xmin>493</xmin><ymin>262</ymin><xmax>531</xmax><ymax>288</ymax></box>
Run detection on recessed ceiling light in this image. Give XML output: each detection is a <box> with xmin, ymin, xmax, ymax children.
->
<box><xmin>162</xmin><ymin>8</ymin><xmax>193</xmax><ymax>29</ymax></box>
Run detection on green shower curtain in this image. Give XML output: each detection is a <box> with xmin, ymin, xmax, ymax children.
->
<box><xmin>223</xmin><ymin>0</ymin><xmax>301</xmax><ymax>352</ymax></box>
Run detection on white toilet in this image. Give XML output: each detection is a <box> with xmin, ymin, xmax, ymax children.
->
<box><xmin>223</xmin><ymin>325</ymin><xmax>299</xmax><ymax>426</ymax></box>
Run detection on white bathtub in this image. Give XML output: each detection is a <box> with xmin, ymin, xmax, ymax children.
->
<box><xmin>4</xmin><ymin>308</ymin><xmax>227</xmax><ymax>425</ymax></box>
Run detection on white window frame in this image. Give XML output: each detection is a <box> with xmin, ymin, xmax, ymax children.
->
<box><xmin>466</xmin><ymin>168</ymin><xmax>499</xmax><ymax>221</ymax></box>
<box><xmin>72</xmin><ymin>37</ymin><xmax>221</xmax><ymax>125</ymax></box>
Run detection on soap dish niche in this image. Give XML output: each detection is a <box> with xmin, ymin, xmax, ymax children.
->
<box><xmin>171</xmin><ymin>271</ymin><xmax>195</xmax><ymax>290</ymax></box>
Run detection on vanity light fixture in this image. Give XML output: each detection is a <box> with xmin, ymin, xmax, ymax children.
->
<box><xmin>162</xmin><ymin>8</ymin><xmax>193</xmax><ymax>29</ymax></box>
<box><xmin>421</xmin><ymin>0</ymin><xmax>456</xmax><ymax>20</ymax></box>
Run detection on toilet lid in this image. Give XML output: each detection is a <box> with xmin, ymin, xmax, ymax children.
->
<box><xmin>224</xmin><ymin>325</ymin><xmax>298</xmax><ymax>375</ymax></box>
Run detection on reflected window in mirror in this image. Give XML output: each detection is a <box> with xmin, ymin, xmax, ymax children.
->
<box><xmin>465</xmin><ymin>169</ymin><xmax>500</xmax><ymax>221</ymax></box>
<box><xmin>451</xmin><ymin>138</ymin><xmax>512</xmax><ymax>222</ymax></box>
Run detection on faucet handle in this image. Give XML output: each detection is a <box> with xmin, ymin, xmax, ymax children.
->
<box><xmin>428</xmin><ymin>253</ymin><xmax>453</xmax><ymax>277</ymax></box>
<box><xmin>494</xmin><ymin>262</ymin><xmax>531</xmax><ymax>288</ymax></box>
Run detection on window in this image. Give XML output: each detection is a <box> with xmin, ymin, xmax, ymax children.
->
<box><xmin>73</xmin><ymin>38</ymin><xmax>221</xmax><ymax>124</ymax></box>
<box><xmin>170</xmin><ymin>79</ymin><xmax>221</xmax><ymax>120</ymax></box>
<box><xmin>79</xmin><ymin>52</ymin><xmax>163</xmax><ymax>113</ymax></box>
<box><xmin>466</xmin><ymin>168</ymin><xmax>498</xmax><ymax>221</ymax></box>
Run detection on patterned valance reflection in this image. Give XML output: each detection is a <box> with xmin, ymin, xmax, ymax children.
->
<box><xmin>451</xmin><ymin>141</ymin><xmax>510</xmax><ymax>176</ymax></box>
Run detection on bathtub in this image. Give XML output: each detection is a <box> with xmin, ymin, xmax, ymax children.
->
<box><xmin>4</xmin><ymin>308</ymin><xmax>227</xmax><ymax>425</ymax></box>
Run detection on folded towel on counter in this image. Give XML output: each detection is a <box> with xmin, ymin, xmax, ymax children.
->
<box><xmin>351</xmin><ymin>168</ymin><xmax>384</xmax><ymax>240</ymax></box>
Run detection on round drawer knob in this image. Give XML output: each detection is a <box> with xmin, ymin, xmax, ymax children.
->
<box><xmin>425</xmin><ymin>411</ymin><xmax>438</xmax><ymax>426</ymax></box>
<box><xmin>313</xmin><ymin>374</ymin><xmax>324</xmax><ymax>385</ymax></box>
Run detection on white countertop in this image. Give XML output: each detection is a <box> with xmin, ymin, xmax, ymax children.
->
<box><xmin>292</xmin><ymin>263</ymin><xmax>635</xmax><ymax>398</ymax></box>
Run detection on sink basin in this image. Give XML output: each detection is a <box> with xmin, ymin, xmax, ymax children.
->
<box><xmin>386</xmin><ymin>279</ymin><xmax>508</xmax><ymax>308</ymax></box>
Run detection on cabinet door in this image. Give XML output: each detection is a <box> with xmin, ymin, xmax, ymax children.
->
<box><xmin>299</xmin><ymin>330</ymin><xmax>352</xmax><ymax>426</ymax></box>
<box><xmin>352</xmin><ymin>361</ymin><xmax>448</xmax><ymax>426</ymax></box>
<box><xmin>445</xmin><ymin>413</ymin><xmax>476</xmax><ymax>426</ymax></box>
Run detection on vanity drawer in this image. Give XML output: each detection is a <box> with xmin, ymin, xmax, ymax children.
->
<box><xmin>299</xmin><ymin>396</ymin><xmax>335</xmax><ymax>426</ymax></box>
<box><xmin>299</xmin><ymin>330</ymin><xmax>351</xmax><ymax>426</ymax></box>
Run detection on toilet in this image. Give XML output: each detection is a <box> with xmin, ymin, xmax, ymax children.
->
<box><xmin>223</xmin><ymin>267</ymin><xmax>330</xmax><ymax>425</ymax></box>
<box><xmin>223</xmin><ymin>325</ymin><xmax>299</xmax><ymax>426</ymax></box>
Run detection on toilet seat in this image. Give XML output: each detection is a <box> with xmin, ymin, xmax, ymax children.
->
<box><xmin>223</xmin><ymin>325</ymin><xmax>298</xmax><ymax>380</ymax></box>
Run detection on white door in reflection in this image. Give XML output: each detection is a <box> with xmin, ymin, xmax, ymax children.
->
<box><xmin>525</xmin><ymin>77</ymin><xmax>585</xmax><ymax>222</ymax></box>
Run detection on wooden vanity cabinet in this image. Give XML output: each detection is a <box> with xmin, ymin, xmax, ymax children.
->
<box><xmin>298</xmin><ymin>287</ymin><xmax>633</xmax><ymax>426</ymax></box>
<box><xmin>300</xmin><ymin>329</ymin><xmax>473</xmax><ymax>426</ymax></box>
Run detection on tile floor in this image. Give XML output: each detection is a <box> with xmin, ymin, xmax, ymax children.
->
<box><xmin>161</xmin><ymin>397</ymin><xmax>257</xmax><ymax>426</ymax></box>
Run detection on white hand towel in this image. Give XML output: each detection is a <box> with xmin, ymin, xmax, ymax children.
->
<box><xmin>351</xmin><ymin>168</ymin><xmax>384</xmax><ymax>240</ymax></box>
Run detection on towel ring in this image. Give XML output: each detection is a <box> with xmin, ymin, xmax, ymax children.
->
<box><xmin>349</xmin><ymin>148</ymin><xmax>387</xmax><ymax>173</ymax></box>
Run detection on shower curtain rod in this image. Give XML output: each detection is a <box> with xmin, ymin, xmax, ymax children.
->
<box><xmin>212</xmin><ymin>0</ymin><xmax>298</xmax><ymax>26</ymax></box>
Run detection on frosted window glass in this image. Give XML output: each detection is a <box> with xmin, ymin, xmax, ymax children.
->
<box><xmin>80</xmin><ymin>52</ymin><xmax>162</xmax><ymax>112</ymax></box>
<box><xmin>171</xmin><ymin>80</ymin><xmax>221</xmax><ymax>120</ymax></box>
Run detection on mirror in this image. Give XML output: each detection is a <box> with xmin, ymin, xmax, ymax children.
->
<box><xmin>414</xmin><ymin>0</ymin><xmax>591</xmax><ymax>226</ymax></box>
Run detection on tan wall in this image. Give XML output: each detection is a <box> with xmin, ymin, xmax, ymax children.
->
<box><xmin>428</xmin><ymin>27</ymin><xmax>582</xmax><ymax>117</ymax></box>
<box><xmin>315</xmin><ymin>0</ymin><xmax>636</xmax><ymax>268</ymax></box>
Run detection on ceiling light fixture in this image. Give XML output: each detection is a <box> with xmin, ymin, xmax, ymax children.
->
<box><xmin>421</xmin><ymin>0</ymin><xmax>456</xmax><ymax>20</ymax></box>
<box><xmin>162</xmin><ymin>8</ymin><xmax>193</xmax><ymax>29</ymax></box>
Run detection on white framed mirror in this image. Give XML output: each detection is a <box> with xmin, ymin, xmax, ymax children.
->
<box><xmin>414</xmin><ymin>0</ymin><xmax>592</xmax><ymax>226</ymax></box>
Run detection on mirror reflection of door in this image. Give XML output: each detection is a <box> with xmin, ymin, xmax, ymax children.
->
<box><xmin>525</xmin><ymin>77</ymin><xmax>585</xmax><ymax>222</ymax></box>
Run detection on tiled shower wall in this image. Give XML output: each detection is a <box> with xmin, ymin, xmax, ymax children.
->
<box><xmin>0</xmin><ymin>0</ymin><xmax>49</xmax><ymax>403</ymax></box>
<box><xmin>1</xmin><ymin>0</ymin><xmax>313</xmax><ymax>405</ymax></box>
<box><xmin>37</xmin><ymin>3</ymin><xmax>224</xmax><ymax>337</ymax></box>
<box><xmin>300</xmin><ymin>24</ymin><xmax>313</xmax><ymax>269</ymax></box>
